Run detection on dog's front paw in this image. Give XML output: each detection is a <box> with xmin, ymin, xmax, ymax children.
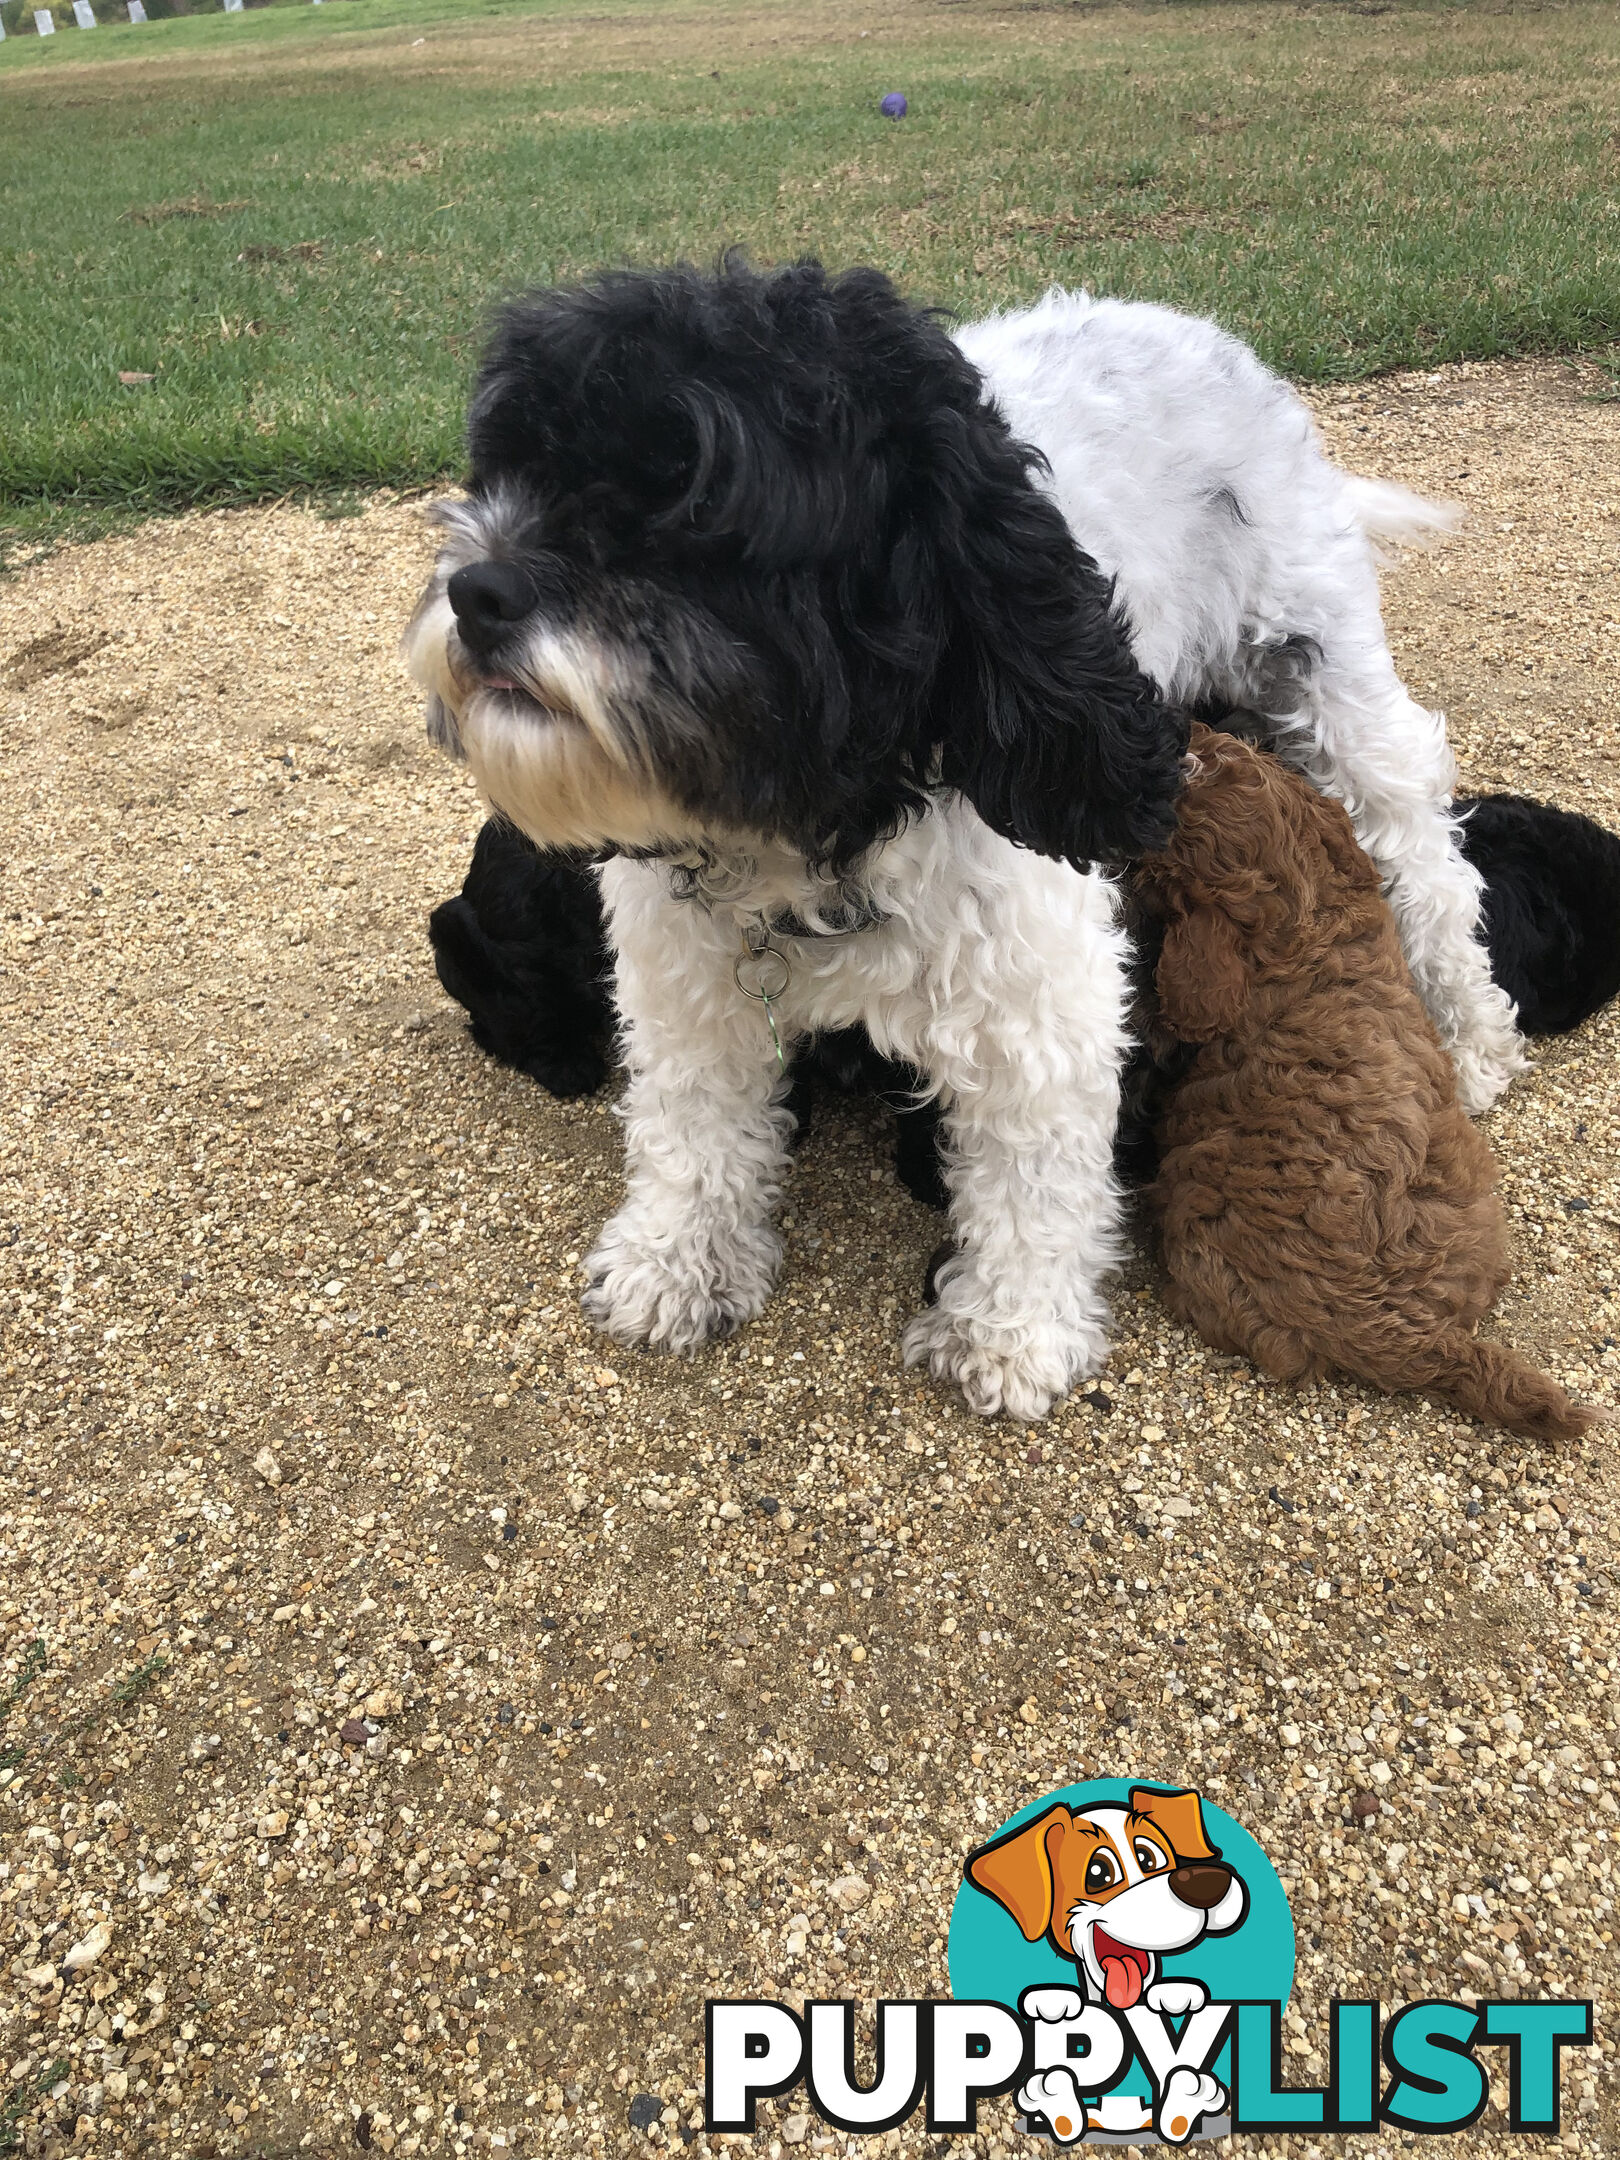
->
<box><xmin>520</xmin><ymin>1045</ymin><xmax>609</xmax><ymax>1099</ymax></box>
<box><xmin>582</xmin><ymin>1211</ymin><xmax>779</xmax><ymax>1352</ymax></box>
<box><xmin>1144</xmin><ymin>1979</ymin><xmax>1208</xmax><ymax>2018</ymax></box>
<box><xmin>902</xmin><ymin>1307</ymin><xmax>1101</xmax><ymax>1422</ymax></box>
<box><xmin>1021</xmin><ymin>1985</ymin><xmax>1086</xmax><ymax>2026</ymax></box>
<box><xmin>1017</xmin><ymin>2069</ymin><xmax>1088</xmax><ymax>2145</ymax></box>
<box><xmin>1157</xmin><ymin>2068</ymin><xmax>1225</xmax><ymax>2146</ymax></box>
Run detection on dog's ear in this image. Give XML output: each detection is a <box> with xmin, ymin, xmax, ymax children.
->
<box><xmin>1154</xmin><ymin>905</ymin><xmax>1251</xmax><ymax>1042</ymax></box>
<box><xmin>1128</xmin><ymin>1785</ymin><xmax>1219</xmax><ymax>1865</ymax></box>
<box><xmin>965</xmin><ymin>1803</ymin><xmax>1072</xmax><ymax>1942</ymax></box>
<box><xmin>925</xmin><ymin>404</ymin><xmax>1188</xmax><ymax>869</ymax></box>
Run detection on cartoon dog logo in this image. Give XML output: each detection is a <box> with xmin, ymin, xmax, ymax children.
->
<box><xmin>966</xmin><ymin>1784</ymin><xmax>1249</xmax><ymax>2143</ymax></box>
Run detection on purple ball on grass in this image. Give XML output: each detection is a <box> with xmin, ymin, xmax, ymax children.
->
<box><xmin>879</xmin><ymin>92</ymin><xmax>908</xmax><ymax>120</ymax></box>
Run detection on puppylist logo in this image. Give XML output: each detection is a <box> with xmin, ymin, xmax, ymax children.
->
<box><xmin>706</xmin><ymin>1779</ymin><xmax>1593</xmax><ymax>2143</ymax></box>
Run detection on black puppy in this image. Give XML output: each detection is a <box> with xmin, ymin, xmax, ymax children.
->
<box><xmin>1455</xmin><ymin>792</ymin><xmax>1620</xmax><ymax>1034</ymax></box>
<box><xmin>429</xmin><ymin>822</ymin><xmax>612</xmax><ymax>1098</ymax></box>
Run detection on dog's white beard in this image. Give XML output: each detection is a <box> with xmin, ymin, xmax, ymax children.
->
<box><xmin>463</xmin><ymin>691</ymin><xmax>693</xmax><ymax>855</ymax></box>
<box><xmin>403</xmin><ymin>594</ymin><xmax>695</xmax><ymax>854</ymax></box>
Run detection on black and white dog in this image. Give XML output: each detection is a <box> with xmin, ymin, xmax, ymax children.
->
<box><xmin>406</xmin><ymin>258</ymin><xmax>1524</xmax><ymax>1420</ymax></box>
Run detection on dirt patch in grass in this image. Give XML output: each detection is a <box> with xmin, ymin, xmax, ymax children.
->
<box><xmin>0</xmin><ymin>363</ymin><xmax>1616</xmax><ymax>2154</ymax></box>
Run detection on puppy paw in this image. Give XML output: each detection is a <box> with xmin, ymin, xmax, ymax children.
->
<box><xmin>582</xmin><ymin>1212</ymin><xmax>779</xmax><ymax>1352</ymax></box>
<box><xmin>1020</xmin><ymin>1985</ymin><xmax>1087</xmax><ymax>2026</ymax></box>
<box><xmin>1017</xmin><ymin>2069</ymin><xmax>1088</xmax><ymax>2145</ymax></box>
<box><xmin>1157</xmin><ymin>2067</ymin><xmax>1226</xmax><ymax>2145</ymax></box>
<box><xmin>523</xmin><ymin>1048</ymin><xmax>609</xmax><ymax>1099</ymax></box>
<box><xmin>1144</xmin><ymin>1979</ymin><xmax>1208</xmax><ymax>2018</ymax></box>
<box><xmin>901</xmin><ymin>1308</ymin><xmax>1100</xmax><ymax>1422</ymax></box>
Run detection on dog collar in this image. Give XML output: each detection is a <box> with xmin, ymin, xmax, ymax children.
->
<box><xmin>735</xmin><ymin>926</ymin><xmax>792</xmax><ymax>1070</ymax></box>
<box><xmin>664</xmin><ymin>855</ymin><xmax>889</xmax><ymax>943</ymax></box>
<box><xmin>754</xmin><ymin>898</ymin><xmax>888</xmax><ymax>941</ymax></box>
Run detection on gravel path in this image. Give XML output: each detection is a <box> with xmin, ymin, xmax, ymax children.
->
<box><xmin>1</xmin><ymin>357</ymin><xmax>1617</xmax><ymax>2158</ymax></box>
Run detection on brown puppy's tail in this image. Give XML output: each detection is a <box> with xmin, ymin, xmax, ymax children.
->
<box><xmin>1350</xmin><ymin>1323</ymin><xmax>1602</xmax><ymax>1444</ymax></box>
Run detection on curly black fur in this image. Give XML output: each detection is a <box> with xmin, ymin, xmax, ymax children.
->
<box><xmin>427</xmin><ymin>822</ymin><xmax>613</xmax><ymax>1098</ymax></box>
<box><xmin>1454</xmin><ymin>792</ymin><xmax>1620</xmax><ymax>1035</ymax></box>
<box><xmin>455</xmin><ymin>256</ymin><xmax>1187</xmax><ymax>870</ymax></box>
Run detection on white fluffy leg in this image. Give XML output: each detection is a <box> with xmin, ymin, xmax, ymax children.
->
<box><xmin>1369</xmin><ymin>785</ymin><xmax>1527</xmax><ymax>1115</ymax></box>
<box><xmin>902</xmin><ymin>1106</ymin><xmax>1122</xmax><ymax>1419</ymax></box>
<box><xmin>583</xmin><ymin>864</ymin><xmax>792</xmax><ymax>1352</ymax></box>
<box><xmin>898</xmin><ymin>862</ymin><xmax>1128</xmax><ymax>1421</ymax></box>
<box><xmin>1290</xmin><ymin>678</ymin><xmax>1526</xmax><ymax>1114</ymax></box>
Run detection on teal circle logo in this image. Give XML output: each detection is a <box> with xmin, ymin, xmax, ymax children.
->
<box><xmin>948</xmin><ymin>1780</ymin><xmax>1295</xmax><ymax>2142</ymax></box>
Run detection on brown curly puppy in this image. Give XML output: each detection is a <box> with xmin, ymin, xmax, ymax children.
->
<box><xmin>1135</xmin><ymin>724</ymin><xmax>1598</xmax><ymax>1443</ymax></box>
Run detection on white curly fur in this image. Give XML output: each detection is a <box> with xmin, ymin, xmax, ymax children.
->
<box><xmin>589</xmin><ymin>802</ymin><xmax>1131</xmax><ymax>1422</ymax></box>
<box><xmin>530</xmin><ymin>291</ymin><xmax>1523</xmax><ymax>1419</ymax></box>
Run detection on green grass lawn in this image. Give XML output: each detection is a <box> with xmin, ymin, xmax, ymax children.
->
<box><xmin>2</xmin><ymin>0</ymin><xmax>1618</xmax><ymax>541</ymax></box>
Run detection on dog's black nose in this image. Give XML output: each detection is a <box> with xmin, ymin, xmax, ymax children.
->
<box><xmin>1169</xmin><ymin>1863</ymin><xmax>1233</xmax><ymax>1910</ymax></box>
<box><xmin>447</xmin><ymin>560</ymin><xmax>536</xmax><ymax>647</ymax></box>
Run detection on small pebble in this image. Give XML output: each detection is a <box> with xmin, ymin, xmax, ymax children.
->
<box><xmin>62</xmin><ymin>1922</ymin><xmax>112</xmax><ymax>1974</ymax></box>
